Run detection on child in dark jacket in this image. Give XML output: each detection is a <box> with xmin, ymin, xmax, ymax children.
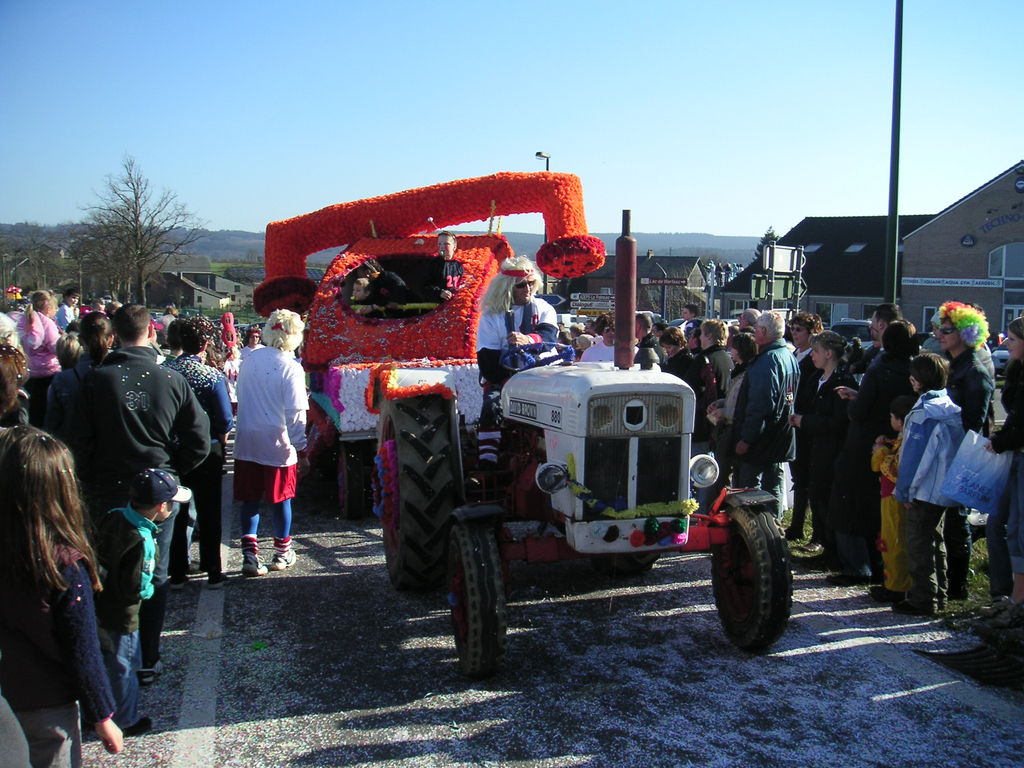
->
<box><xmin>0</xmin><ymin>426</ymin><xmax>123</xmax><ymax>765</ymax></box>
<box><xmin>94</xmin><ymin>468</ymin><xmax>191</xmax><ymax>734</ymax></box>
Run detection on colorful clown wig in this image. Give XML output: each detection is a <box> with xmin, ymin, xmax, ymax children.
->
<box><xmin>480</xmin><ymin>255</ymin><xmax>543</xmax><ymax>315</ymax></box>
<box><xmin>937</xmin><ymin>301</ymin><xmax>989</xmax><ymax>349</ymax></box>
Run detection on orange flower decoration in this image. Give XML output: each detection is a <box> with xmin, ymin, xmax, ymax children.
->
<box><xmin>255</xmin><ymin>172</ymin><xmax>605</xmax><ymax>316</ymax></box>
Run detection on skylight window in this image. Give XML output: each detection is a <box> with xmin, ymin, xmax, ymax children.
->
<box><xmin>803</xmin><ymin>243</ymin><xmax>822</xmax><ymax>253</ymax></box>
<box><xmin>845</xmin><ymin>243</ymin><xmax>867</xmax><ymax>253</ymax></box>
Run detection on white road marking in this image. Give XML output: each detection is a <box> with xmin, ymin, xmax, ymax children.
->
<box><xmin>170</xmin><ymin>464</ymin><xmax>232</xmax><ymax>766</ymax></box>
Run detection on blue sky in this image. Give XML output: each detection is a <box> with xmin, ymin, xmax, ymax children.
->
<box><xmin>1</xmin><ymin>0</ymin><xmax>1020</xmax><ymax>240</ymax></box>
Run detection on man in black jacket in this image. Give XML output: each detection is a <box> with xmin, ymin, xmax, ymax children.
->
<box><xmin>71</xmin><ymin>304</ymin><xmax>210</xmax><ymax>685</ymax></box>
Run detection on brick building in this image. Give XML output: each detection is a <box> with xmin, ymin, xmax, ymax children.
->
<box><xmin>720</xmin><ymin>160</ymin><xmax>1024</xmax><ymax>334</ymax></box>
<box><xmin>901</xmin><ymin>161</ymin><xmax>1024</xmax><ymax>333</ymax></box>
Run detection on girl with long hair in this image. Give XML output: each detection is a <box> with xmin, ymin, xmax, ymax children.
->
<box><xmin>0</xmin><ymin>426</ymin><xmax>123</xmax><ymax>764</ymax></box>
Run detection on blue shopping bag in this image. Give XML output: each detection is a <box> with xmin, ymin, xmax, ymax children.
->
<box><xmin>939</xmin><ymin>430</ymin><xmax>1012</xmax><ymax>516</ymax></box>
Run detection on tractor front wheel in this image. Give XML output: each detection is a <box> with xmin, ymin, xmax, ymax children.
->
<box><xmin>448</xmin><ymin>520</ymin><xmax>506</xmax><ymax>678</ymax></box>
<box><xmin>711</xmin><ymin>504</ymin><xmax>791</xmax><ymax>650</ymax></box>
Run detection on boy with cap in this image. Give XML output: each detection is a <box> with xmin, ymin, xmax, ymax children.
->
<box><xmin>93</xmin><ymin>469</ymin><xmax>192</xmax><ymax>735</ymax></box>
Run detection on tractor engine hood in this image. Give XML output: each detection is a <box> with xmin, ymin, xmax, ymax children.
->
<box><xmin>500</xmin><ymin>363</ymin><xmax>695</xmax><ymax>438</ymax></box>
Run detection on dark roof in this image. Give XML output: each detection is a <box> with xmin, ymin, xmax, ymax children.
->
<box><xmin>221</xmin><ymin>267</ymin><xmax>324</xmax><ymax>284</ymax></box>
<box><xmin>586</xmin><ymin>254</ymin><xmax>701</xmax><ymax>281</ymax></box>
<box><xmin>164</xmin><ymin>253</ymin><xmax>212</xmax><ymax>272</ymax></box>
<box><xmin>721</xmin><ymin>215</ymin><xmax>933</xmax><ymax>298</ymax></box>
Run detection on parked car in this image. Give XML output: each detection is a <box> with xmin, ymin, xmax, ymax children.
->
<box><xmin>993</xmin><ymin>339</ymin><xmax>1010</xmax><ymax>376</ymax></box>
<box><xmin>829</xmin><ymin>319</ymin><xmax>872</xmax><ymax>344</ymax></box>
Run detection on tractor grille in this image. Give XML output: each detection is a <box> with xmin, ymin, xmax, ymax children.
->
<box><xmin>584</xmin><ymin>438</ymin><xmax>629</xmax><ymax>506</ymax></box>
<box><xmin>583</xmin><ymin>436</ymin><xmax>682</xmax><ymax>509</ymax></box>
<box><xmin>637</xmin><ymin>437</ymin><xmax>681</xmax><ymax>506</ymax></box>
<box><xmin>588</xmin><ymin>393</ymin><xmax>684</xmax><ymax>438</ymax></box>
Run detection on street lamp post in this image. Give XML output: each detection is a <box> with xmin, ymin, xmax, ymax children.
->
<box><xmin>535</xmin><ymin>152</ymin><xmax>552</xmax><ymax>293</ymax></box>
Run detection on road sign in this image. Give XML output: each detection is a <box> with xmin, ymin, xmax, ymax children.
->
<box><xmin>763</xmin><ymin>244</ymin><xmax>801</xmax><ymax>273</ymax></box>
<box><xmin>575</xmin><ymin>308</ymin><xmax>612</xmax><ymax>316</ymax></box>
<box><xmin>572</xmin><ymin>302</ymin><xmax>615</xmax><ymax>311</ymax></box>
<box><xmin>750</xmin><ymin>273</ymin><xmax>805</xmax><ymax>301</ymax></box>
<box><xmin>639</xmin><ymin>277</ymin><xmax>688</xmax><ymax>286</ymax></box>
<box><xmin>571</xmin><ymin>292</ymin><xmax>614</xmax><ymax>301</ymax></box>
<box><xmin>536</xmin><ymin>294</ymin><xmax>566</xmax><ymax>307</ymax></box>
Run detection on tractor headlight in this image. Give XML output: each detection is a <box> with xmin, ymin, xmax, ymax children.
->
<box><xmin>535</xmin><ymin>462</ymin><xmax>569</xmax><ymax>494</ymax></box>
<box><xmin>689</xmin><ymin>454</ymin><xmax>719</xmax><ymax>488</ymax></box>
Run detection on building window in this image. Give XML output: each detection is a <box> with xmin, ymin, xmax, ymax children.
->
<box><xmin>990</xmin><ymin>242</ymin><xmax>1024</xmax><ymax>278</ymax></box>
<box><xmin>816</xmin><ymin>303</ymin><xmax>850</xmax><ymax>326</ymax></box>
<box><xmin>234</xmin><ymin>284</ymin><xmax>241</xmax><ymax>292</ymax></box>
<box><xmin>197</xmin><ymin>295</ymin><xmax>203</xmax><ymax>303</ymax></box>
<box><xmin>923</xmin><ymin>305</ymin><xmax>937</xmax><ymax>331</ymax></box>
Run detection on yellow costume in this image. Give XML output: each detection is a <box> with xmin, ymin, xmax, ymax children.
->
<box><xmin>872</xmin><ymin>436</ymin><xmax>911</xmax><ymax>592</ymax></box>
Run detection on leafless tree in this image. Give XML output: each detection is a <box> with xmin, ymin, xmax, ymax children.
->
<box><xmin>0</xmin><ymin>223</ymin><xmax>73</xmax><ymax>296</ymax></box>
<box><xmin>82</xmin><ymin>157</ymin><xmax>204</xmax><ymax>304</ymax></box>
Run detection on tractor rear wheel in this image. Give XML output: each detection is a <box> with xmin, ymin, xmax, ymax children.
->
<box><xmin>711</xmin><ymin>504</ymin><xmax>791</xmax><ymax>650</ymax></box>
<box><xmin>448</xmin><ymin>520</ymin><xmax>506</xmax><ymax>678</ymax></box>
<box><xmin>590</xmin><ymin>552</ymin><xmax>660</xmax><ymax>576</ymax></box>
<box><xmin>376</xmin><ymin>395</ymin><xmax>459</xmax><ymax>590</ymax></box>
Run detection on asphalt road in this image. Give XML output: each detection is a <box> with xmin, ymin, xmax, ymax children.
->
<box><xmin>81</xmin><ymin>463</ymin><xmax>1024</xmax><ymax>768</ymax></box>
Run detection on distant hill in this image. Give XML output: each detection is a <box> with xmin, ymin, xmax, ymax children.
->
<box><xmin>0</xmin><ymin>224</ymin><xmax>759</xmax><ymax>267</ymax></box>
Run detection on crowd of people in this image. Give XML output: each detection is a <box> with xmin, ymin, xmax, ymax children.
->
<box><xmin>5</xmin><ymin>272</ymin><xmax>1024</xmax><ymax>766</ymax></box>
<box><xmin>633</xmin><ymin>300</ymin><xmax>1022</xmax><ymax>625</ymax></box>
<box><xmin>546</xmin><ymin>297</ymin><xmax>1018</xmax><ymax>625</ymax></box>
<box><xmin>0</xmin><ymin>289</ymin><xmax>309</xmax><ymax>767</ymax></box>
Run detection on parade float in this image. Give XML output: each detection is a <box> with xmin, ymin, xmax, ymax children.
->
<box><xmin>254</xmin><ymin>173</ymin><xmax>791</xmax><ymax>677</ymax></box>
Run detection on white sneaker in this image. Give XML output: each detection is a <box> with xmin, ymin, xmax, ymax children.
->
<box><xmin>269</xmin><ymin>549</ymin><xmax>296</xmax><ymax>571</ymax></box>
<box><xmin>242</xmin><ymin>552</ymin><xmax>268</xmax><ymax>577</ymax></box>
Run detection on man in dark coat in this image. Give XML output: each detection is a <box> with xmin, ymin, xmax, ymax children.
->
<box><xmin>634</xmin><ymin>311</ymin><xmax>664</xmax><ymax>365</ymax></box>
<box><xmin>937</xmin><ymin>301</ymin><xmax>995</xmax><ymax>599</ymax></box>
<box><xmin>828</xmin><ymin>320</ymin><xmax>917</xmax><ymax>583</ymax></box>
<box><xmin>786</xmin><ymin>312</ymin><xmax>823</xmax><ymax>541</ymax></box>
<box><xmin>732</xmin><ymin>311</ymin><xmax>800</xmax><ymax>520</ymax></box>
<box><xmin>70</xmin><ymin>304</ymin><xmax>210</xmax><ymax>686</ymax></box>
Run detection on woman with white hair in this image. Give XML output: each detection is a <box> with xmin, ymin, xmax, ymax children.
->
<box><xmin>233</xmin><ymin>309</ymin><xmax>309</xmax><ymax>576</ymax></box>
<box><xmin>475</xmin><ymin>255</ymin><xmax>558</xmax><ymax>463</ymax></box>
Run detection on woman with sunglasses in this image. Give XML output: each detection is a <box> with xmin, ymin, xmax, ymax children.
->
<box><xmin>475</xmin><ymin>256</ymin><xmax>558</xmax><ymax>464</ymax></box>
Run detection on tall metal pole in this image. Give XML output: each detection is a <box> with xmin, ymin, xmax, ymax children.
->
<box><xmin>882</xmin><ymin>0</ymin><xmax>903</xmax><ymax>305</ymax></box>
<box><xmin>614</xmin><ymin>210</ymin><xmax>637</xmax><ymax>371</ymax></box>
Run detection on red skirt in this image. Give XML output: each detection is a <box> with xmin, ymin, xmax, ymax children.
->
<box><xmin>234</xmin><ymin>460</ymin><xmax>297</xmax><ymax>504</ymax></box>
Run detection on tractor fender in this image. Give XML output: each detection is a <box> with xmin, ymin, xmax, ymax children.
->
<box><xmin>718</xmin><ymin>489</ymin><xmax>778</xmax><ymax>512</ymax></box>
<box><xmin>370</xmin><ymin>365</ymin><xmax>458</xmax><ymax>412</ymax></box>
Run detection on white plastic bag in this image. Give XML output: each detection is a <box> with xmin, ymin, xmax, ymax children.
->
<box><xmin>939</xmin><ymin>430</ymin><xmax>1012</xmax><ymax>516</ymax></box>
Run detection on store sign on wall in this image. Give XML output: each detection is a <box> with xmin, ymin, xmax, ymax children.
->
<box><xmin>979</xmin><ymin>212</ymin><xmax>1023</xmax><ymax>233</ymax></box>
<box><xmin>902</xmin><ymin>277</ymin><xmax>1002</xmax><ymax>287</ymax></box>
